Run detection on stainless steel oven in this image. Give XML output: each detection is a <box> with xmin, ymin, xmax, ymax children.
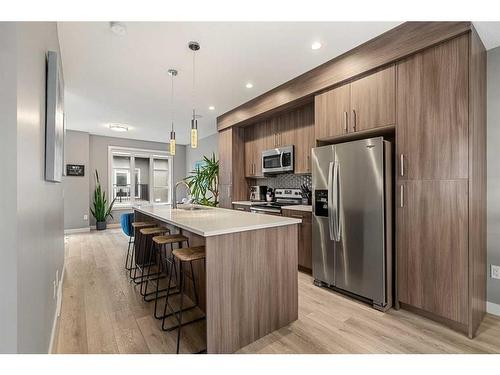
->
<box><xmin>261</xmin><ymin>145</ymin><xmax>294</xmax><ymax>175</ymax></box>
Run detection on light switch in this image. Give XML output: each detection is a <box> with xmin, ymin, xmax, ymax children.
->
<box><xmin>492</xmin><ymin>265</ymin><xmax>500</xmax><ymax>280</ymax></box>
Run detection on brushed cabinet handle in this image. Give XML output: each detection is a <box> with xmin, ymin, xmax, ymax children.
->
<box><xmin>400</xmin><ymin>185</ymin><xmax>404</xmax><ymax>208</ymax></box>
<box><xmin>274</xmin><ymin>133</ymin><xmax>277</xmax><ymax>146</ymax></box>
<box><xmin>236</xmin><ymin>207</ymin><xmax>245</xmax><ymax>211</ymax></box>
<box><xmin>400</xmin><ymin>154</ymin><xmax>404</xmax><ymax>177</ymax></box>
<box><xmin>352</xmin><ymin>109</ymin><xmax>357</xmax><ymax>131</ymax></box>
<box><xmin>291</xmin><ymin>214</ymin><xmax>303</xmax><ymax>219</ymax></box>
<box><xmin>343</xmin><ymin>111</ymin><xmax>348</xmax><ymax>133</ymax></box>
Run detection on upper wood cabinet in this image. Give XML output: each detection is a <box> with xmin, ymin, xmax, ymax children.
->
<box><xmin>244</xmin><ymin>104</ymin><xmax>314</xmax><ymax>177</ymax></box>
<box><xmin>219</xmin><ymin>128</ymin><xmax>233</xmax><ymax>185</ymax></box>
<box><xmin>315</xmin><ymin>84</ymin><xmax>350</xmax><ymax>140</ymax></box>
<box><xmin>293</xmin><ymin>105</ymin><xmax>315</xmax><ymax>174</ymax></box>
<box><xmin>218</xmin><ymin>128</ymin><xmax>247</xmax><ymax>208</ymax></box>
<box><xmin>396</xmin><ymin>35</ymin><xmax>468</xmax><ymax>180</ymax></box>
<box><xmin>351</xmin><ymin>65</ymin><xmax>396</xmax><ymax>132</ymax></box>
<box><xmin>314</xmin><ymin>65</ymin><xmax>396</xmax><ymax>141</ymax></box>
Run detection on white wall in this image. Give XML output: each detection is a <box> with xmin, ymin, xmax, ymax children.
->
<box><xmin>0</xmin><ymin>22</ymin><xmax>18</xmax><ymax>354</ymax></box>
<box><xmin>487</xmin><ymin>45</ymin><xmax>500</xmax><ymax>306</ymax></box>
<box><xmin>185</xmin><ymin>133</ymin><xmax>219</xmax><ymax>175</ymax></box>
<box><xmin>63</xmin><ymin>130</ymin><xmax>90</xmax><ymax>230</ymax></box>
<box><xmin>0</xmin><ymin>22</ymin><xmax>66</xmax><ymax>353</ymax></box>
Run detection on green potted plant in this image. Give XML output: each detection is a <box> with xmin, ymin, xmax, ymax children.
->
<box><xmin>184</xmin><ymin>153</ymin><xmax>219</xmax><ymax>207</ymax></box>
<box><xmin>90</xmin><ymin>170</ymin><xmax>116</xmax><ymax>230</ymax></box>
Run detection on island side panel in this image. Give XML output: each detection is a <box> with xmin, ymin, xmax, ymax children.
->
<box><xmin>205</xmin><ymin>224</ymin><xmax>299</xmax><ymax>354</ymax></box>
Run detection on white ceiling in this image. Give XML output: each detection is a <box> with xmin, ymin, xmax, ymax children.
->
<box><xmin>58</xmin><ymin>22</ymin><xmax>500</xmax><ymax>145</ymax></box>
<box><xmin>58</xmin><ymin>22</ymin><xmax>401</xmax><ymax>144</ymax></box>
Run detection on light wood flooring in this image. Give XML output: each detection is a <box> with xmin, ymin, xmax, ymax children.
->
<box><xmin>54</xmin><ymin>229</ymin><xmax>500</xmax><ymax>354</ymax></box>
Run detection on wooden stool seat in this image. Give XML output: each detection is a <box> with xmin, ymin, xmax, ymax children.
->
<box><xmin>153</xmin><ymin>234</ymin><xmax>189</xmax><ymax>245</ymax></box>
<box><xmin>140</xmin><ymin>227</ymin><xmax>168</xmax><ymax>236</ymax></box>
<box><xmin>172</xmin><ymin>246</ymin><xmax>206</xmax><ymax>262</ymax></box>
<box><xmin>132</xmin><ymin>222</ymin><xmax>155</xmax><ymax>229</ymax></box>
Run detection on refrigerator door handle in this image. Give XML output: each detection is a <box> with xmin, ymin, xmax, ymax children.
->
<box><xmin>327</xmin><ymin>161</ymin><xmax>336</xmax><ymax>241</ymax></box>
<box><xmin>334</xmin><ymin>162</ymin><xmax>341</xmax><ymax>240</ymax></box>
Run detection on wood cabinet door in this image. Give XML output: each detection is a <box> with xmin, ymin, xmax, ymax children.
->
<box><xmin>294</xmin><ymin>104</ymin><xmax>315</xmax><ymax>174</ymax></box>
<box><xmin>218</xmin><ymin>184</ymin><xmax>232</xmax><ymax>209</ymax></box>
<box><xmin>350</xmin><ymin>65</ymin><xmax>395</xmax><ymax>132</ymax></box>
<box><xmin>218</xmin><ymin>129</ymin><xmax>233</xmax><ymax>185</ymax></box>
<box><xmin>244</xmin><ymin>126</ymin><xmax>256</xmax><ymax>177</ymax></box>
<box><xmin>283</xmin><ymin>209</ymin><xmax>312</xmax><ymax>272</ymax></box>
<box><xmin>397</xmin><ymin>35</ymin><xmax>468</xmax><ymax>180</ymax></box>
<box><xmin>397</xmin><ymin>180</ymin><xmax>468</xmax><ymax>325</ymax></box>
<box><xmin>252</xmin><ymin>122</ymin><xmax>266</xmax><ymax>177</ymax></box>
<box><xmin>314</xmin><ymin>84</ymin><xmax>350</xmax><ymax>140</ymax></box>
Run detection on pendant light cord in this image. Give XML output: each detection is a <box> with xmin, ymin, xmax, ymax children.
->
<box><xmin>192</xmin><ymin>47</ymin><xmax>196</xmax><ymax>117</ymax></box>
<box><xmin>170</xmin><ymin>72</ymin><xmax>174</xmax><ymax>132</ymax></box>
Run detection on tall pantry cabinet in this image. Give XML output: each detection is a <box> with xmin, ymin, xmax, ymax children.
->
<box><xmin>396</xmin><ymin>31</ymin><xmax>486</xmax><ymax>337</ymax></box>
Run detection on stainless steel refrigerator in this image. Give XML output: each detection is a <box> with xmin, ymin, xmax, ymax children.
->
<box><xmin>311</xmin><ymin>137</ymin><xmax>392</xmax><ymax>311</ymax></box>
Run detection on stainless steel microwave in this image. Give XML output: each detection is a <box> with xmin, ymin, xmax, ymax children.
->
<box><xmin>262</xmin><ymin>145</ymin><xmax>294</xmax><ymax>175</ymax></box>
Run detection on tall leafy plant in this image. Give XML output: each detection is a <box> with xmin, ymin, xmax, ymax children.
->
<box><xmin>90</xmin><ymin>170</ymin><xmax>116</xmax><ymax>222</ymax></box>
<box><xmin>184</xmin><ymin>153</ymin><xmax>219</xmax><ymax>207</ymax></box>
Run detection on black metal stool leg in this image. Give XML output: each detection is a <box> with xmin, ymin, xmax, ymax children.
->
<box><xmin>176</xmin><ymin>261</ymin><xmax>185</xmax><ymax>354</ymax></box>
<box><xmin>141</xmin><ymin>239</ymin><xmax>155</xmax><ymax>296</ymax></box>
<box><xmin>161</xmin><ymin>253</ymin><xmax>177</xmax><ymax>331</ymax></box>
<box><xmin>125</xmin><ymin>235</ymin><xmax>133</xmax><ymax>270</ymax></box>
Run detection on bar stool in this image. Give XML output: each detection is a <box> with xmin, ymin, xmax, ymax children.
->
<box><xmin>162</xmin><ymin>246</ymin><xmax>206</xmax><ymax>354</ymax></box>
<box><xmin>131</xmin><ymin>226</ymin><xmax>170</xmax><ymax>286</ymax></box>
<box><xmin>122</xmin><ymin>218</ymin><xmax>155</xmax><ymax>272</ymax></box>
<box><xmin>149</xmin><ymin>234</ymin><xmax>190</xmax><ymax>309</ymax></box>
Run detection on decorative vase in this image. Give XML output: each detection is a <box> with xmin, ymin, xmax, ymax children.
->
<box><xmin>96</xmin><ymin>221</ymin><xmax>107</xmax><ymax>231</ymax></box>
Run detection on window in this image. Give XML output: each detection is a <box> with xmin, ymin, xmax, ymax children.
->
<box><xmin>109</xmin><ymin>147</ymin><xmax>172</xmax><ymax>208</ymax></box>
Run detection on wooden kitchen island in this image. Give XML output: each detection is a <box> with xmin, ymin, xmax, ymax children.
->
<box><xmin>134</xmin><ymin>204</ymin><xmax>300</xmax><ymax>354</ymax></box>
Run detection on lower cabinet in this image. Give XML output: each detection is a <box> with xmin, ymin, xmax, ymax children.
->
<box><xmin>397</xmin><ymin>179</ymin><xmax>468</xmax><ymax>326</ymax></box>
<box><xmin>232</xmin><ymin>203</ymin><xmax>250</xmax><ymax>212</ymax></box>
<box><xmin>282</xmin><ymin>209</ymin><xmax>312</xmax><ymax>273</ymax></box>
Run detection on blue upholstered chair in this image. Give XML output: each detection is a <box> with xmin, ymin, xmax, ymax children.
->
<box><xmin>120</xmin><ymin>213</ymin><xmax>135</xmax><ymax>270</ymax></box>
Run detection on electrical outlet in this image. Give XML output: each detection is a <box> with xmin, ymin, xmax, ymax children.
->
<box><xmin>83</xmin><ymin>214</ymin><xmax>88</xmax><ymax>221</ymax></box>
<box><xmin>492</xmin><ymin>265</ymin><xmax>500</xmax><ymax>280</ymax></box>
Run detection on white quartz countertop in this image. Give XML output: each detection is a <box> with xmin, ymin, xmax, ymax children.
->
<box><xmin>134</xmin><ymin>204</ymin><xmax>301</xmax><ymax>237</ymax></box>
<box><xmin>281</xmin><ymin>205</ymin><xmax>312</xmax><ymax>212</ymax></box>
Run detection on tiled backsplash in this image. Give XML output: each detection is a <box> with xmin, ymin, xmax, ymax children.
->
<box><xmin>255</xmin><ymin>174</ymin><xmax>311</xmax><ymax>190</ymax></box>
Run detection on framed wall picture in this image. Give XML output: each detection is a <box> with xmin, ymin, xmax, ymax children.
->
<box><xmin>66</xmin><ymin>164</ymin><xmax>85</xmax><ymax>177</ymax></box>
<box><xmin>45</xmin><ymin>50</ymin><xmax>65</xmax><ymax>182</ymax></box>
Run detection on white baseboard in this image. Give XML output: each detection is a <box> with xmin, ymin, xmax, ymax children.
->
<box><xmin>48</xmin><ymin>264</ymin><xmax>65</xmax><ymax>354</ymax></box>
<box><xmin>487</xmin><ymin>301</ymin><xmax>500</xmax><ymax>317</ymax></box>
<box><xmin>64</xmin><ymin>227</ymin><xmax>90</xmax><ymax>234</ymax></box>
<box><xmin>90</xmin><ymin>223</ymin><xmax>121</xmax><ymax>230</ymax></box>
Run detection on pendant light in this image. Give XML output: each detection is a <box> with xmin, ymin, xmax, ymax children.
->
<box><xmin>167</xmin><ymin>69</ymin><xmax>178</xmax><ymax>155</ymax></box>
<box><xmin>189</xmin><ymin>41</ymin><xmax>200</xmax><ymax>149</ymax></box>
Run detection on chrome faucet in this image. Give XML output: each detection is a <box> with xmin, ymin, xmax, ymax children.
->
<box><xmin>172</xmin><ymin>180</ymin><xmax>192</xmax><ymax>209</ymax></box>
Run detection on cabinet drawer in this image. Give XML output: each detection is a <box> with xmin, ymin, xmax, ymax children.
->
<box><xmin>232</xmin><ymin>204</ymin><xmax>250</xmax><ymax>212</ymax></box>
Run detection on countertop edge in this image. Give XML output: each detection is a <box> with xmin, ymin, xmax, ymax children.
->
<box><xmin>134</xmin><ymin>206</ymin><xmax>301</xmax><ymax>237</ymax></box>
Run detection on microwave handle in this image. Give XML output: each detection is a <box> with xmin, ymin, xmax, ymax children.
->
<box><xmin>280</xmin><ymin>151</ymin><xmax>284</xmax><ymax>168</ymax></box>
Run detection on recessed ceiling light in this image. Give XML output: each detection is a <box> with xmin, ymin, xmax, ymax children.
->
<box><xmin>311</xmin><ymin>41</ymin><xmax>322</xmax><ymax>50</ymax></box>
<box><xmin>108</xmin><ymin>123</ymin><xmax>128</xmax><ymax>132</ymax></box>
<box><xmin>245</xmin><ymin>82</ymin><xmax>254</xmax><ymax>89</ymax></box>
<box><xmin>110</xmin><ymin>22</ymin><xmax>127</xmax><ymax>36</ymax></box>
<box><xmin>208</xmin><ymin>106</ymin><xmax>215</xmax><ymax>111</ymax></box>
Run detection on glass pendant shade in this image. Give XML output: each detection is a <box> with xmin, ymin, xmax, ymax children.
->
<box><xmin>169</xmin><ymin>130</ymin><xmax>176</xmax><ymax>155</ymax></box>
<box><xmin>191</xmin><ymin>117</ymin><xmax>198</xmax><ymax>149</ymax></box>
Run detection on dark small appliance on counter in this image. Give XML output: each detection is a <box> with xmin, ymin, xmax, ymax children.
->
<box><xmin>249</xmin><ymin>185</ymin><xmax>267</xmax><ymax>201</ymax></box>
